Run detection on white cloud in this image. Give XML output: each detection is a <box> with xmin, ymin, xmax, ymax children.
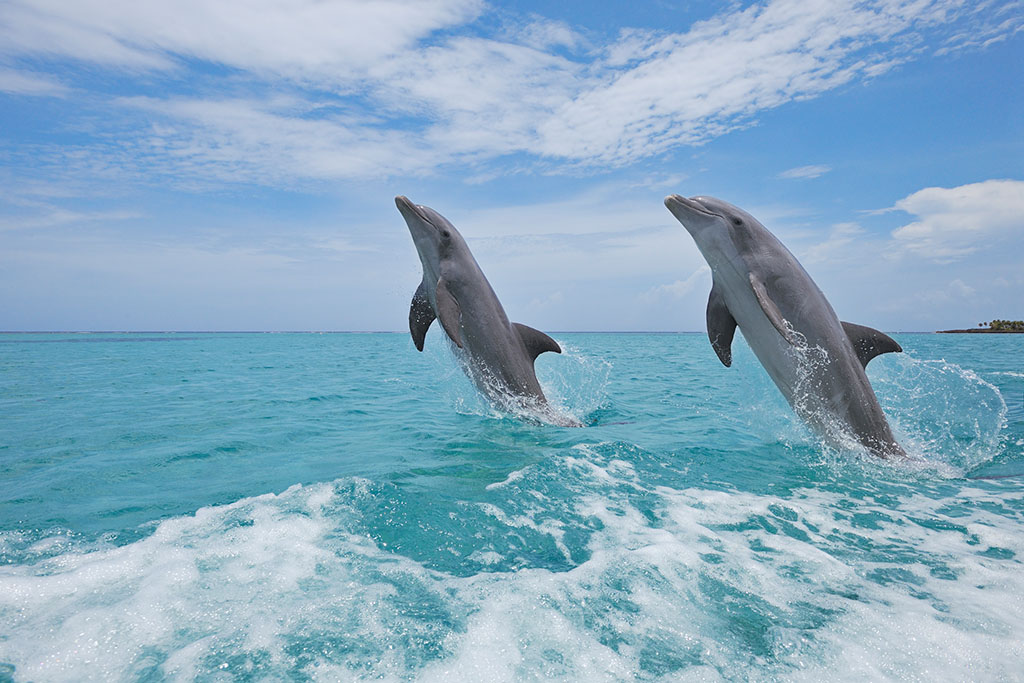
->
<box><xmin>800</xmin><ymin>222</ymin><xmax>866</xmax><ymax>263</ymax></box>
<box><xmin>643</xmin><ymin>266</ymin><xmax>712</xmax><ymax>301</ymax></box>
<box><xmin>946</xmin><ymin>278</ymin><xmax>976</xmax><ymax>298</ymax></box>
<box><xmin>456</xmin><ymin>186</ymin><xmax>672</xmax><ymax>238</ymax></box>
<box><xmin>935</xmin><ymin>0</ymin><xmax>1024</xmax><ymax>55</ymax></box>
<box><xmin>117</xmin><ymin>95</ymin><xmax>444</xmax><ymax>184</ymax></box>
<box><xmin>890</xmin><ymin>179</ymin><xmax>1024</xmax><ymax>261</ymax></box>
<box><xmin>533</xmin><ymin>0</ymin><xmax>994</xmax><ymax>164</ymax></box>
<box><xmin>873</xmin><ymin>277</ymin><xmax>983</xmax><ymax>321</ymax></box>
<box><xmin>0</xmin><ymin>0</ymin><xmax>483</xmax><ymax>76</ymax></box>
<box><xmin>0</xmin><ymin>205</ymin><xmax>141</xmax><ymax>232</ymax></box>
<box><xmin>370</xmin><ymin>36</ymin><xmax>581</xmax><ymax>159</ymax></box>
<box><xmin>779</xmin><ymin>164</ymin><xmax>831</xmax><ymax>179</ymax></box>
<box><xmin>511</xmin><ymin>16</ymin><xmax>585</xmax><ymax>52</ymax></box>
<box><xmin>0</xmin><ymin>67</ymin><xmax>68</xmax><ymax>96</ymax></box>
<box><xmin>527</xmin><ymin>289</ymin><xmax>565</xmax><ymax>311</ymax></box>
<box><xmin>0</xmin><ymin>0</ymin><xmax>1019</xmax><ymax>184</ymax></box>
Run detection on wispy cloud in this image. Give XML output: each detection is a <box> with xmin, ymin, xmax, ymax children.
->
<box><xmin>117</xmin><ymin>95</ymin><xmax>444</xmax><ymax>185</ymax></box>
<box><xmin>0</xmin><ymin>195</ymin><xmax>142</xmax><ymax>232</ymax></box>
<box><xmin>456</xmin><ymin>187</ymin><xmax>671</xmax><ymax>238</ymax></box>
<box><xmin>1</xmin><ymin>0</ymin><xmax>1019</xmax><ymax>186</ymax></box>
<box><xmin>0</xmin><ymin>67</ymin><xmax>69</xmax><ymax>96</ymax></box>
<box><xmin>779</xmin><ymin>164</ymin><xmax>831</xmax><ymax>180</ymax></box>
<box><xmin>889</xmin><ymin>179</ymin><xmax>1024</xmax><ymax>261</ymax></box>
<box><xmin>643</xmin><ymin>266</ymin><xmax>711</xmax><ymax>301</ymax></box>
<box><xmin>800</xmin><ymin>222</ymin><xmax>865</xmax><ymax>263</ymax></box>
<box><xmin>0</xmin><ymin>0</ymin><xmax>484</xmax><ymax>75</ymax></box>
<box><xmin>530</xmin><ymin>0</ymin><xmax>1021</xmax><ymax>165</ymax></box>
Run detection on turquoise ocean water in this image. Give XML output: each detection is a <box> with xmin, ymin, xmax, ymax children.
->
<box><xmin>1</xmin><ymin>331</ymin><xmax>1022</xmax><ymax>680</ymax></box>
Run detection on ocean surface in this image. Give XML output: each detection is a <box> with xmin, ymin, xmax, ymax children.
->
<box><xmin>1</xmin><ymin>331</ymin><xmax>1022</xmax><ymax>681</ymax></box>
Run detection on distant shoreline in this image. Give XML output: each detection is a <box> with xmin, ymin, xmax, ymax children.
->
<box><xmin>936</xmin><ymin>329</ymin><xmax>1024</xmax><ymax>334</ymax></box>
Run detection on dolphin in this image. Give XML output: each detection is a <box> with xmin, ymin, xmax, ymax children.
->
<box><xmin>664</xmin><ymin>194</ymin><xmax>905</xmax><ymax>458</ymax></box>
<box><xmin>396</xmin><ymin>196</ymin><xmax>580</xmax><ymax>427</ymax></box>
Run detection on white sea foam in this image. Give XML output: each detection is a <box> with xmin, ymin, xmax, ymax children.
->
<box><xmin>484</xmin><ymin>467</ymin><xmax>527</xmax><ymax>490</ymax></box>
<box><xmin>2</xmin><ymin>454</ymin><xmax>1023</xmax><ymax>681</ymax></box>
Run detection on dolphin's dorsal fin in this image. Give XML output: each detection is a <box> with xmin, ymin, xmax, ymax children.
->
<box><xmin>409</xmin><ymin>281</ymin><xmax>436</xmax><ymax>352</ymax></box>
<box><xmin>749</xmin><ymin>273</ymin><xmax>797</xmax><ymax>344</ymax></box>
<box><xmin>707</xmin><ymin>281</ymin><xmax>737</xmax><ymax>367</ymax></box>
<box><xmin>513</xmin><ymin>323</ymin><xmax>561</xmax><ymax>361</ymax></box>
<box><xmin>435</xmin><ymin>277</ymin><xmax>463</xmax><ymax>348</ymax></box>
<box><xmin>841</xmin><ymin>321</ymin><xmax>902</xmax><ymax>368</ymax></box>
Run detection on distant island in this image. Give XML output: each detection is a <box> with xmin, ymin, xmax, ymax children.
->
<box><xmin>938</xmin><ymin>319</ymin><xmax>1024</xmax><ymax>333</ymax></box>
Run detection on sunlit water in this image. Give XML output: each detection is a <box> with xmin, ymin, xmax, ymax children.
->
<box><xmin>1</xmin><ymin>332</ymin><xmax>1022</xmax><ymax>681</ymax></box>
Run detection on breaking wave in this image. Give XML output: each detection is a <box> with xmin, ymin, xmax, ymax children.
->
<box><xmin>2</xmin><ymin>450</ymin><xmax>1023</xmax><ymax>681</ymax></box>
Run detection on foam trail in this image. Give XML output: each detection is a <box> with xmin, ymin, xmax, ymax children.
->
<box><xmin>2</xmin><ymin>332</ymin><xmax>1021</xmax><ymax>680</ymax></box>
<box><xmin>2</xmin><ymin>457</ymin><xmax>1024</xmax><ymax>681</ymax></box>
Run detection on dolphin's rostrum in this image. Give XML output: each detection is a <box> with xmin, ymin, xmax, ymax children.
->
<box><xmin>397</xmin><ymin>196</ymin><xmax>580</xmax><ymax>427</ymax></box>
<box><xmin>665</xmin><ymin>194</ymin><xmax>905</xmax><ymax>457</ymax></box>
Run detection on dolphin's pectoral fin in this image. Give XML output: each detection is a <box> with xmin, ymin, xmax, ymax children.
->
<box><xmin>706</xmin><ymin>282</ymin><xmax>737</xmax><ymax>367</ymax></box>
<box><xmin>434</xmin><ymin>277</ymin><xmax>463</xmax><ymax>348</ymax></box>
<box><xmin>409</xmin><ymin>281</ymin><xmax>436</xmax><ymax>352</ymax></box>
<box><xmin>841</xmin><ymin>321</ymin><xmax>902</xmax><ymax>368</ymax></box>
<box><xmin>749</xmin><ymin>273</ymin><xmax>797</xmax><ymax>345</ymax></box>
<box><xmin>513</xmin><ymin>323</ymin><xmax>561</xmax><ymax>362</ymax></box>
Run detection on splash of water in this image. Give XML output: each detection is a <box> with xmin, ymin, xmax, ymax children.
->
<box><xmin>536</xmin><ymin>339</ymin><xmax>613</xmax><ymax>424</ymax></box>
<box><xmin>741</xmin><ymin>334</ymin><xmax>1007</xmax><ymax>474</ymax></box>
<box><xmin>418</xmin><ymin>336</ymin><xmax>610</xmax><ymax>427</ymax></box>
<box><xmin>783</xmin><ymin>331</ymin><xmax>857</xmax><ymax>452</ymax></box>
<box><xmin>870</xmin><ymin>355</ymin><xmax>1008</xmax><ymax>474</ymax></box>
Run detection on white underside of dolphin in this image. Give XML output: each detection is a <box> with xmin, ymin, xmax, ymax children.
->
<box><xmin>396</xmin><ymin>196</ymin><xmax>581</xmax><ymax>427</ymax></box>
<box><xmin>665</xmin><ymin>194</ymin><xmax>905</xmax><ymax>458</ymax></box>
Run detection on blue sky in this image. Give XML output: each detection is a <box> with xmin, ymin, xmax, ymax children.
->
<box><xmin>1</xmin><ymin>0</ymin><xmax>1021</xmax><ymax>332</ymax></box>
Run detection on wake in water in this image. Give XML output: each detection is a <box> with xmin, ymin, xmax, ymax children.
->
<box><xmin>2</xmin><ymin>332</ymin><xmax>1022</xmax><ymax>681</ymax></box>
<box><xmin>3</xmin><ymin>447</ymin><xmax>1023</xmax><ymax>681</ymax></box>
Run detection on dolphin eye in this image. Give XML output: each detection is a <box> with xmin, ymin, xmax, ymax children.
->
<box><xmin>732</xmin><ymin>218</ymin><xmax>743</xmax><ymax>226</ymax></box>
<box><xmin>442</xmin><ymin>230</ymin><xmax>451</xmax><ymax>238</ymax></box>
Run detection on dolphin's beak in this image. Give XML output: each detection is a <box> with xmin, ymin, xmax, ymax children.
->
<box><xmin>664</xmin><ymin>194</ymin><xmax>717</xmax><ymax>218</ymax></box>
<box><xmin>395</xmin><ymin>195</ymin><xmax>424</xmax><ymax>223</ymax></box>
<box><xmin>664</xmin><ymin>194</ymin><xmax>719</xmax><ymax>234</ymax></box>
<box><xmin>396</xmin><ymin>195</ymin><xmax>442</xmax><ymax>268</ymax></box>
<box><xmin>396</xmin><ymin>195</ymin><xmax>437</xmax><ymax>236</ymax></box>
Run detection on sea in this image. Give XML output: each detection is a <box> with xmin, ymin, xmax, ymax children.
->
<box><xmin>1</xmin><ymin>331</ymin><xmax>1022</xmax><ymax>681</ymax></box>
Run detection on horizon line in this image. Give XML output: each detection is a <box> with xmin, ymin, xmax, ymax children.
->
<box><xmin>1</xmin><ymin>329</ymin><xmax>938</xmax><ymax>335</ymax></box>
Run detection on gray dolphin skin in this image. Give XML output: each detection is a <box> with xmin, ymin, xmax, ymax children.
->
<box><xmin>664</xmin><ymin>194</ymin><xmax>905</xmax><ymax>458</ymax></box>
<box><xmin>396</xmin><ymin>196</ymin><xmax>581</xmax><ymax>427</ymax></box>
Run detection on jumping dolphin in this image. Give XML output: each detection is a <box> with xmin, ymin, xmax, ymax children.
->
<box><xmin>396</xmin><ymin>196</ymin><xmax>580</xmax><ymax>427</ymax></box>
<box><xmin>664</xmin><ymin>194</ymin><xmax>905</xmax><ymax>457</ymax></box>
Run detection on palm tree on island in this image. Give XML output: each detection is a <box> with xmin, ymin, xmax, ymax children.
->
<box><xmin>939</xmin><ymin>319</ymin><xmax>1024</xmax><ymax>333</ymax></box>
